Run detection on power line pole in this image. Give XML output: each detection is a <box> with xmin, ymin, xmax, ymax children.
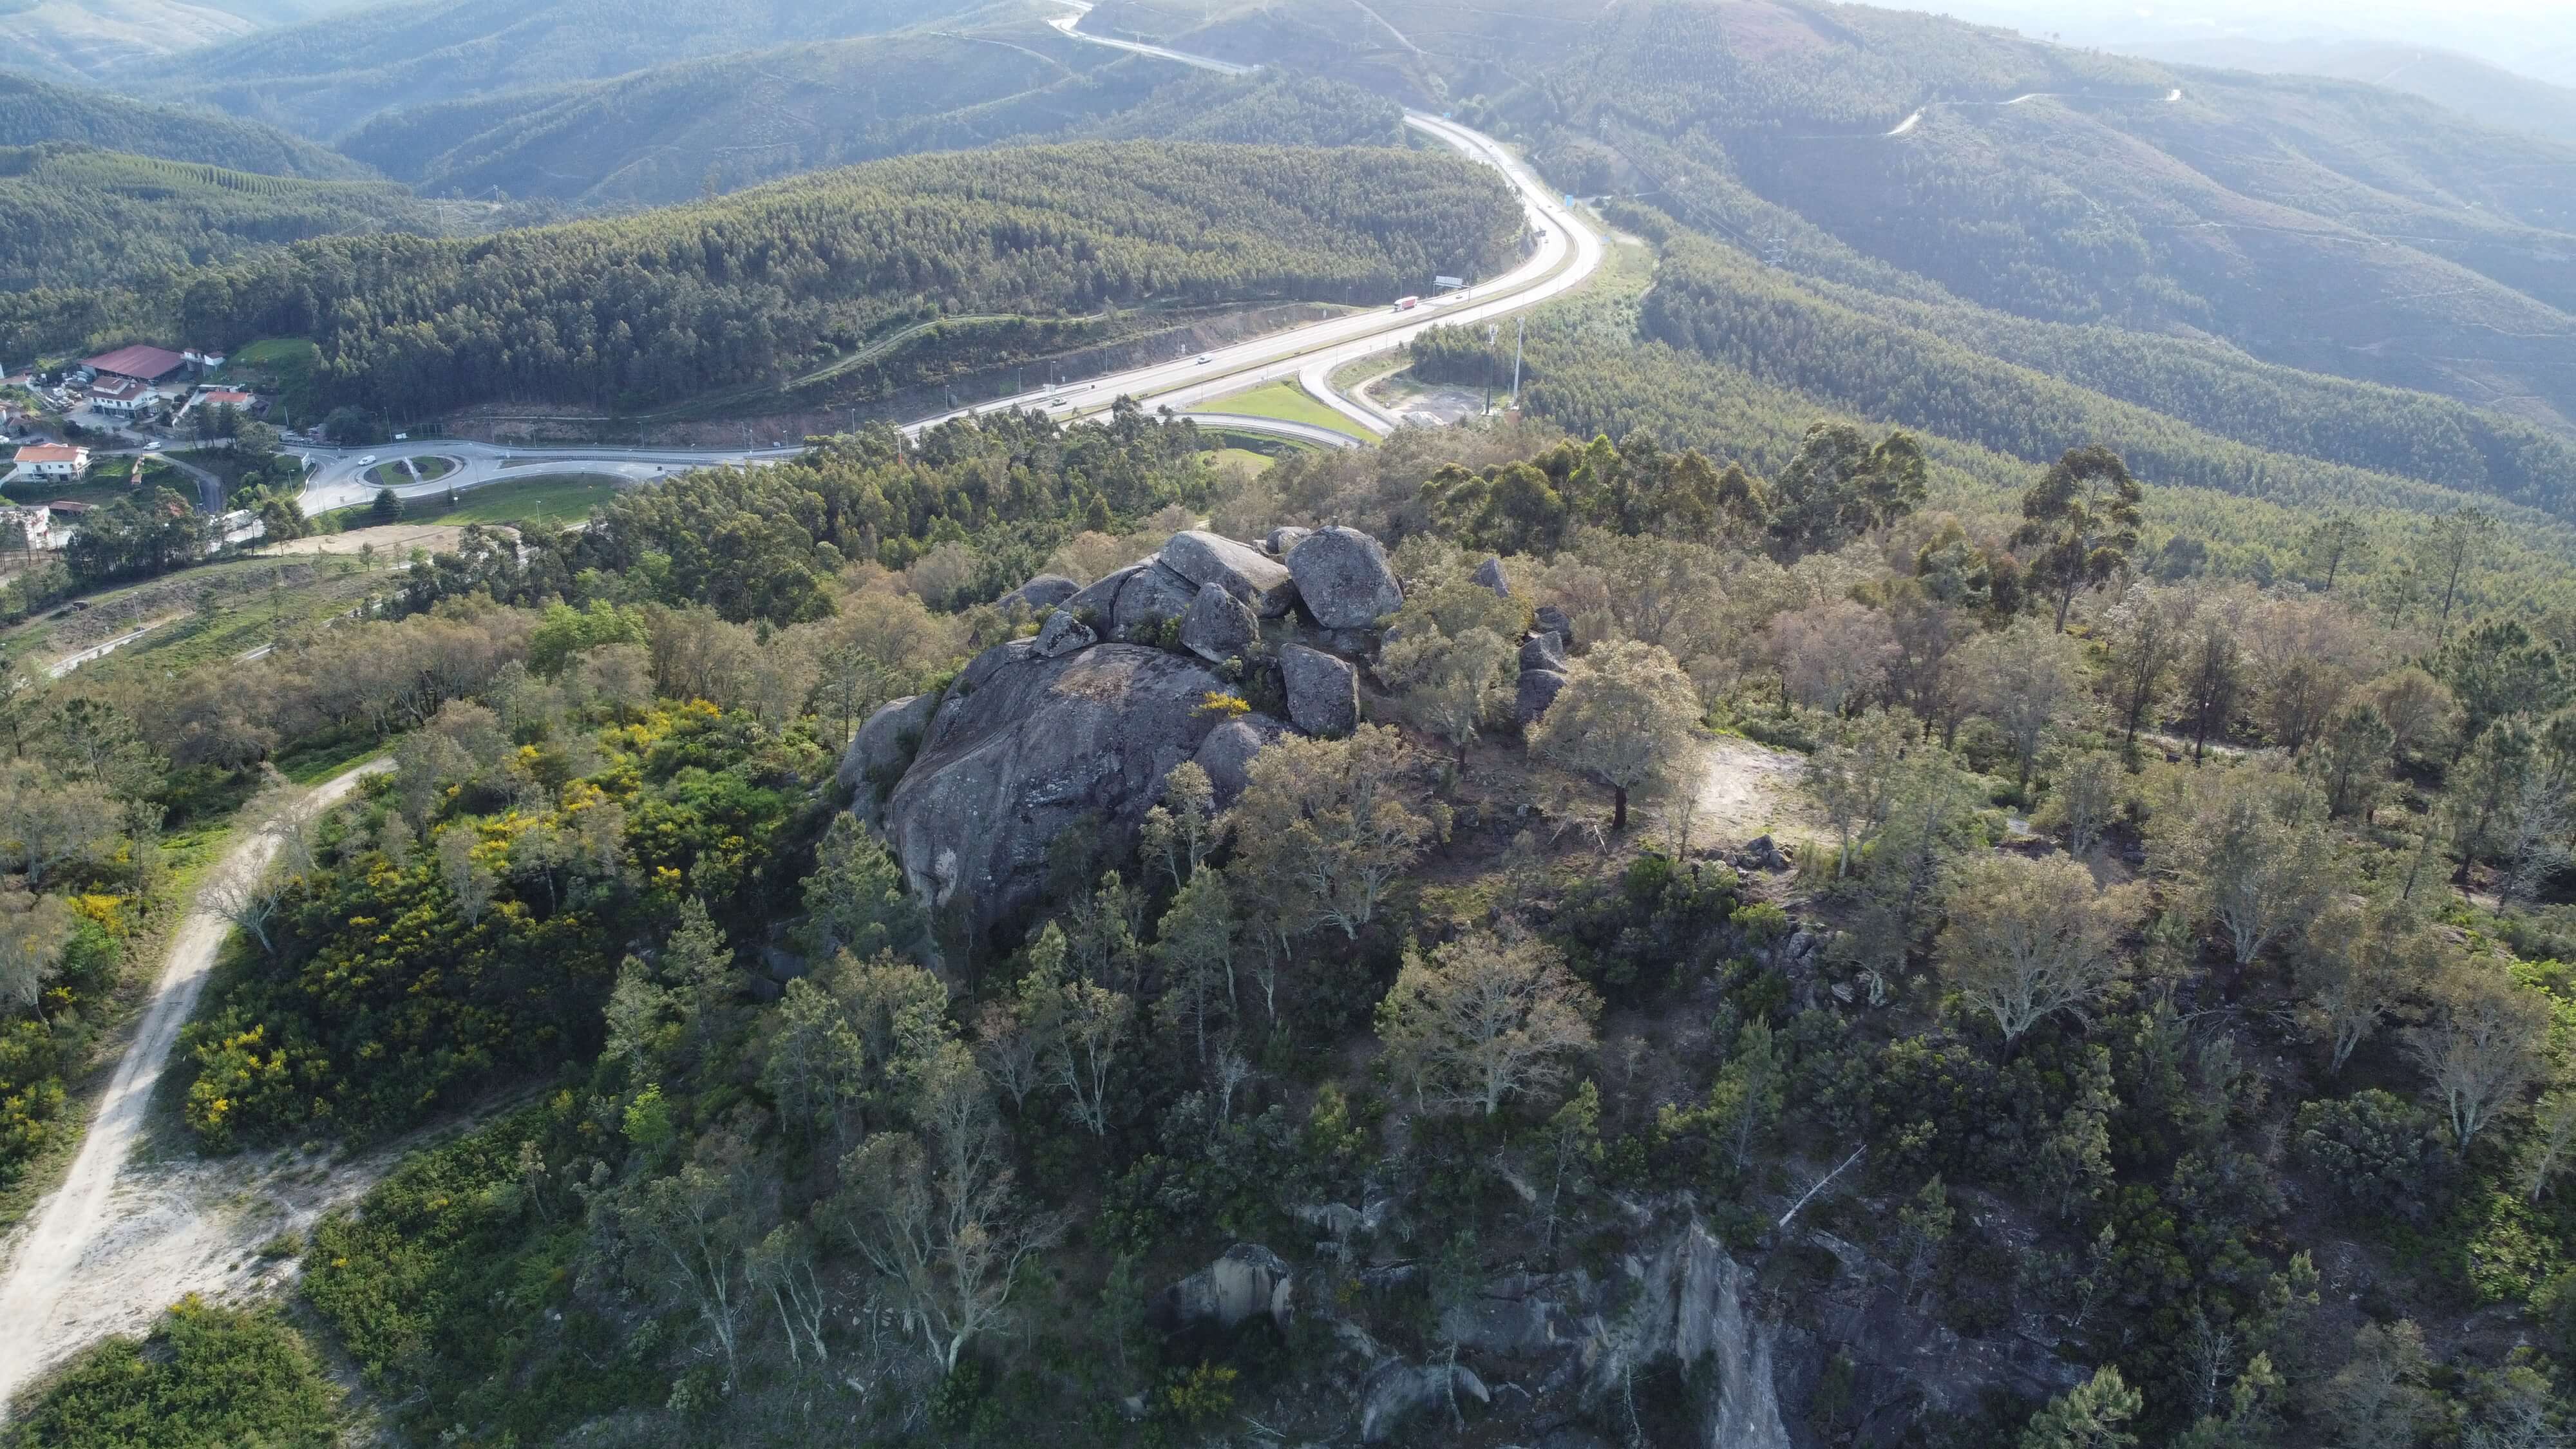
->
<box><xmin>1483</xmin><ymin>323</ymin><xmax>1497</xmax><ymax>415</ymax></box>
<box><xmin>1509</xmin><ymin>316</ymin><xmax>1524</xmax><ymax>412</ymax></box>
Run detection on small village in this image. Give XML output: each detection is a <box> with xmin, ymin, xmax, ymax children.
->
<box><xmin>0</xmin><ymin>341</ymin><xmax>285</xmax><ymax>563</ymax></box>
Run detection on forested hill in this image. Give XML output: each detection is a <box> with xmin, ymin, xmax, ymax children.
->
<box><xmin>0</xmin><ymin>72</ymin><xmax>366</xmax><ymax>180</ymax></box>
<box><xmin>334</xmin><ymin>18</ymin><xmax>1405</xmax><ymax>209</ymax></box>
<box><xmin>0</xmin><ymin>144</ymin><xmax>433</xmax><ymax>291</ymax></box>
<box><xmin>1087</xmin><ymin>0</ymin><xmax>2576</xmax><ymax>435</ymax></box>
<box><xmin>111</xmin><ymin>0</ymin><xmax>994</xmax><ymax>140</ymax></box>
<box><xmin>0</xmin><ymin>142</ymin><xmax>1519</xmax><ymax>417</ymax></box>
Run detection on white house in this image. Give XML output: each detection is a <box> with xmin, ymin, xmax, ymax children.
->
<box><xmin>8</xmin><ymin>444</ymin><xmax>87</xmax><ymax>482</ymax></box>
<box><xmin>84</xmin><ymin>374</ymin><xmax>150</xmax><ymax>415</ymax></box>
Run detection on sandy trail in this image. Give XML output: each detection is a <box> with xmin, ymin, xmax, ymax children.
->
<box><xmin>0</xmin><ymin>759</ymin><xmax>388</xmax><ymax>1410</ymax></box>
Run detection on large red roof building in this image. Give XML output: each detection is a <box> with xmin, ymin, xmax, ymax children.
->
<box><xmin>82</xmin><ymin>345</ymin><xmax>189</xmax><ymax>384</ymax></box>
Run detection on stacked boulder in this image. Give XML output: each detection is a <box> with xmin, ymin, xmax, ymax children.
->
<box><xmin>849</xmin><ymin>523</ymin><xmax>1406</xmax><ymax>943</ymax></box>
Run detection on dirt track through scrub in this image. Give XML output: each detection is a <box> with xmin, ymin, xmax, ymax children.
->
<box><xmin>0</xmin><ymin>759</ymin><xmax>388</xmax><ymax>1412</ymax></box>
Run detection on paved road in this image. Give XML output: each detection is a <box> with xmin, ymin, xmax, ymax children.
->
<box><xmin>0</xmin><ymin>760</ymin><xmax>391</xmax><ymax>1409</ymax></box>
<box><xmin>287</xmin><ymin>3</ymin><xmax>1603</xmax><ymax>520</ymax></box>
<box><xmin>297</xmin><ymin>440</ymin><xmax>797</xmax><ymax>518</ymax></box>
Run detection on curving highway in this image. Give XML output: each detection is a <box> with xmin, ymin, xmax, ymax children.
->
<box><xmin>292</xmin><ymin>2</ymin><xmax>1602</xmax><ymax>520</ymax></box>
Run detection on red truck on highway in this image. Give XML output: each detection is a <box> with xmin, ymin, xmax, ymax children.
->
<box><xmin>1394</xmin><ymin>296</ymin><xmax>1421</xmax><ymax>311</ymax></box>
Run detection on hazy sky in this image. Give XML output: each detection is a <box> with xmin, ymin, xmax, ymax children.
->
<box><xmin>1900</xmin><ymin>0</ymin><xmax>2576</xmax><ymax>84</ymax></box>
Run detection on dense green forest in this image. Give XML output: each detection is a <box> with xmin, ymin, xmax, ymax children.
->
<box><xmin>113</xmin><ymin>0</ymin><xmax>996</xmax><ymax>140</ymax></box>
<box><xmin>334</xmin><ymin>18</ymin><xmax>1405</xmax><ymax>209</ymax></box>
<box><xmin>19</xmin><ymin>404</ymin><xmax>2576</xmax><ymax>1446</ymax></box>
<box><xmin>1088</xmin><ymin>0</ymin><xmax>2576</xmax><ymax>428</ymax></box>
<box><xmin>0</xmin><ymin>144</ymin><xmax>434</xmax><ymax>290</ymax></box>
<box><xmin>0</xmin><ymin>71</ymin><xmax>366</xmax><ymax>180</ymax></box>
<box><xmin>0</xmin><ymin>142</ymin><xmax>1519</xmax><ymax>419</ymax></box>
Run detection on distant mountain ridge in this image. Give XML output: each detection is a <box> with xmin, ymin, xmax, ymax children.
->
<box><xmin>0</xmin><ymin>71</ymin><xmax>368</xmax><ymax>179</ymax></box>
<box><xmin>2132</xmin><ymin>37</ymin><xmax>2576</xmax><ymax>145</ymax></box>
<box><xmin>113</xmin><ymin>0</ymin><xmax>994</xmax><ymax>140</ymax></box>
<box><xmin>337</xmin><ymin>15</ymin><xmax>1408</xmax><ymax>208</ymax></box>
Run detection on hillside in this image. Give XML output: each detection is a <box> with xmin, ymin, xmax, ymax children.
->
<box><xmin>0</xmin><ymin>0</ymin><xmax>260</xmax><ymax>82</ymax></box>
<box><xmin>336</xmin><ymin>15</ymin><xmax>1405</xmax><ymax>208</ymax></box>
<box><xmin>0</xmin><ymin>142</ymin><xmax>1520</xmax><ymax>417</ymax></box>
<box><xmin>2133</xmin><ymin>38</ymin><xmax>2576</xmax><ymax>145</ymax></box>
<box><xmin>0</xmin><ymin>72</ymin><xmax>367</xmax><ymax>180</ymax></box>
<box><xmin>0</xmin><ymin>143</ymin><xmax>433</xmax><ymax>290</ymax></box>
<box><xmin>1088</xmin><ymin>0</ymin><xmax>2576</xmax><ymax>435</ymax></box>
<box><xmin>115</xmin><ymin>0</ymin><xmax>999</xmax><ymax>140</ymax></box>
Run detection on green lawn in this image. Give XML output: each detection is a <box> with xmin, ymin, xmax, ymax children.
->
<box><xmin>221</xmin><ymin>339</ymin><xmax>322</xmax><ymax>423</ymax></box>
<box><xmin>1207</xmin><ymin>447</ymin><xmax>1278</xmax><ymax>474</ymax></box>
<box><xmin>361</xmin><ymin>457</ymin><xmax>454</xmax><ymax>488</ymax></box>
<box><xmin>322</xmin><ymin>473</ymin><xmax>627</xmax><ymax>532</ymax></box>
<box><xmin>1202</xmin><ymin>380</ymin><xmax>1374</xmax><ymax>441</ymax></box>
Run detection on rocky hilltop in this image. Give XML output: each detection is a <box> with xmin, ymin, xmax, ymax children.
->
<box><xmin>838</xmin><ymin>522</ymin><xmax>1562</xmax><ymax>945</ymax></box>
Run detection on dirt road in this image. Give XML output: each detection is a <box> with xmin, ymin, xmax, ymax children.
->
<box><xmin>0</xmin><ymin>759</ymin><xmax>389</xmax><ymax>1411</ymax></box>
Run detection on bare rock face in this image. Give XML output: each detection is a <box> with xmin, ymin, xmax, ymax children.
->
<box><xmin>1534</xmin><ymin>603</ymin><xmax>1576</xmax><ymax>649</ymax></box>
<box><xmin>1288</xmin><ymin>526</ymin><xmax>1403</xmax><ymax>629</ymax></box>
<box><xmin>1033</xmin><ymin>609</ymin><xmax>1096</xmax><ymax>658</ymax></box>
<box><xmin>1000</xmin><ymin>573</ymin><xmax>1080</xmax><ymax>613</ymax></box>
<box><xmin>838</xmin><ymin>692</ymin><xmax>938</xmax><ymax>825</ymax></box>
<box><xmin>1584</xmin><ymin>1224</ymin><xmax>1792</xmax><ymax>1449</ymax></box>
<box><xmin>1516</xmin><ymin>667</ymin><xmax>1568</xmax><ymax>726</ymax></box>
<box><xmin>1179</xmin><ymin>582</ymin><xmax>1256</xmax><ymax>664</ymax></box>
<box><xmin>1153</xmin><ymin>1244</ymin><xmax>1295</xmax><ymax>1334</ymax></box>
<box><xmin>1360</xmin><ymin>1361</ymin><xmax>1490</xmax><ymax>1443</ymax></box>
<box><xmin>1193</xmin><ymin>715</ymin><xmax>1291</xmax><ymax>806</ymax></box>
<box><xmin>1282</xmin><ymin>644</ymin><xmax>1358</xmax><ymax>737</ymax></box>
<box><xmin>1265</xmin><ymin>525</ymin><xmax>1312</xmax><ymax>556</ymax></box>
<box><xmin>1473</xmin><ymin>556</ymin><xmax>1512</xmax><ymax>597</ymax></box>
<box><xmin>884</xmin><ymin>643</ymin><xmax>1230</xmax><ymax>940</ymax></box>
<box><xmin>1162</xmin><ymin>529</ymin><xmax>1298</xmax><ymax>617</ymax></box>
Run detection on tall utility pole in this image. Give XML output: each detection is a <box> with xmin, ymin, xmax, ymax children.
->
<box><xmin>1509</xmin><ymin>316</ymin><xmax>1525</xmax><ymax>412</ymax></box>
<box><xmin>1483</xmin><ymin>323</ymin><xmax>1498</xmax><ymax>415</ymax></box>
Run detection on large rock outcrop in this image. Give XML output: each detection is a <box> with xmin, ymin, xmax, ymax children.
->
<box><xmin>884</xmin><ymin>643</ymin><xmax>1231</xmax><ymax>938</ymax></box>
<box><xmin>1289</xmin><ymin>526</ymin><xmax>1403</xmax><ymax>629</ymax></box>
<box><xmin>1179</xmin><ymin>583</ymin><xmax>1256</xmax><ymax>664</ymax></box>
<box><xmin>1000</xmin><ymin>573</ymin><xmax>1080</xmax><ymax>613</ymax></box>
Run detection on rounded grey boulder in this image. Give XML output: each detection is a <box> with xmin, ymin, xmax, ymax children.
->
<box><xmin>1162</xmin><ymin>529</ymin><xmax>1298</xmax><ymax>617</ymax></box>
<box><xmin>1282</xmin><ymin>644</ymin><xmax>1359</xmax><ymax>737</ymax></box>
<box><xmin>1473</xmin><ymin>556</ymin><xmax>1512</xmax><ymax>597</ymax></box>
<box><xmin>1264</xmin><ymin>526</ymin><xmax>1312</xmax><ymax>556</ymax></box>
<box><xmin>1033</xmin><ymin>609</ymin><xmax>1097</xmax><ymax>658</ymax></box>
<box><xmin>1287</xmin><ymin>526</ymin><xmax>1403</xmax><ymax>629</ymax></box>
<box><xmin>1519</xmin><ymin>631</ymin><xmax>1567</xmax><ymax>674</ymax></box>
<box><xmin>1515</xmin><ymin>667</ymin><xmax>1568</xmax><ymax>726</ymax></box>
<box><xmin>1180</xmin><ymin>582</ymin><xmax>1256</xmax><ymax>664</ymax></box>
<box><xmin>1001</xmin><ymin>574</ymin><xmax>1081</xmax><ymax>613</ymax></box>
<box><xmin>1110</xmin><ymin>561</ymin><xmax>1200</xmax><ymax>642</ymax></box>
<box><xmin>1193</xmin><ymin>715</ymin><xmax>1291</xmax><ymax>806</ymax></box>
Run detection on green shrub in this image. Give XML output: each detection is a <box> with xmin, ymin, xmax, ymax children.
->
<box><xmin>7</xmin><ymin>1297</ymin><xmax>338</xmax><ymax>1448</ymax></box>
<box><xmin>2294</xmin><ymin>1089</ymin><xmax>2458</xmax><ymax>1226</ymax></box>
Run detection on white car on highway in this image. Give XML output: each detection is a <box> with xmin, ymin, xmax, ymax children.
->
<box><xmin>357</xmin><ymin>455</ymin><xmax>377</xmax><ymax>466</ymax></box>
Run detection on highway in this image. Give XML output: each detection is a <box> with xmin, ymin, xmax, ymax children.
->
<box><xmin>290</xmin><ymin>1</ymin><xmax>1602</xmax><ymax>520</ymax></box>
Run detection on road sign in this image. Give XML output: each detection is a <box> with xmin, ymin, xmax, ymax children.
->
<box><xmin>1434</xmin><ymin>275</ymin><xmax>1464</xmax><ymax>290</ymax></box>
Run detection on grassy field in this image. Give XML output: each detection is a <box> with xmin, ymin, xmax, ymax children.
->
<box><xmin>220</xmin><ymin>339</ymin><xmax>323</xmax><ymax>424</ymax></box>
<box><xmin>1206</xmin><ymin>447</ymin><xmax>1278</xmax><ymax>473</ymax></box>
<box><xmin>319</xmin><ymin>473</ymin><xmax>626</xmax><ymax>532</ymax></box>
<box><xmin>361</xmin><ymin>456</ymin><xmax>456</xmax><ymax>488</ymax></box>
<box><xmin>1200</xmin><ymin>381</ymin><xmax>1374</xmax><ymax>440</ymax></box>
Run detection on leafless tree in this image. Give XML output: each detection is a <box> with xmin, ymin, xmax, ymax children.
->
<box><xmin>2407</xmin><ymin>961</ymin><xmax>2550</xmax><ymax>1153</ymax></box>
<box><xmin>1936</xmin><ymin>853</ymin><xmax>2140</xmax><ymax>1047</ymax></box>
<box><xmin>1375</xmin><ymin>929</ymin><xmax>1600</xmax><ymax>1117</ymax></box>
